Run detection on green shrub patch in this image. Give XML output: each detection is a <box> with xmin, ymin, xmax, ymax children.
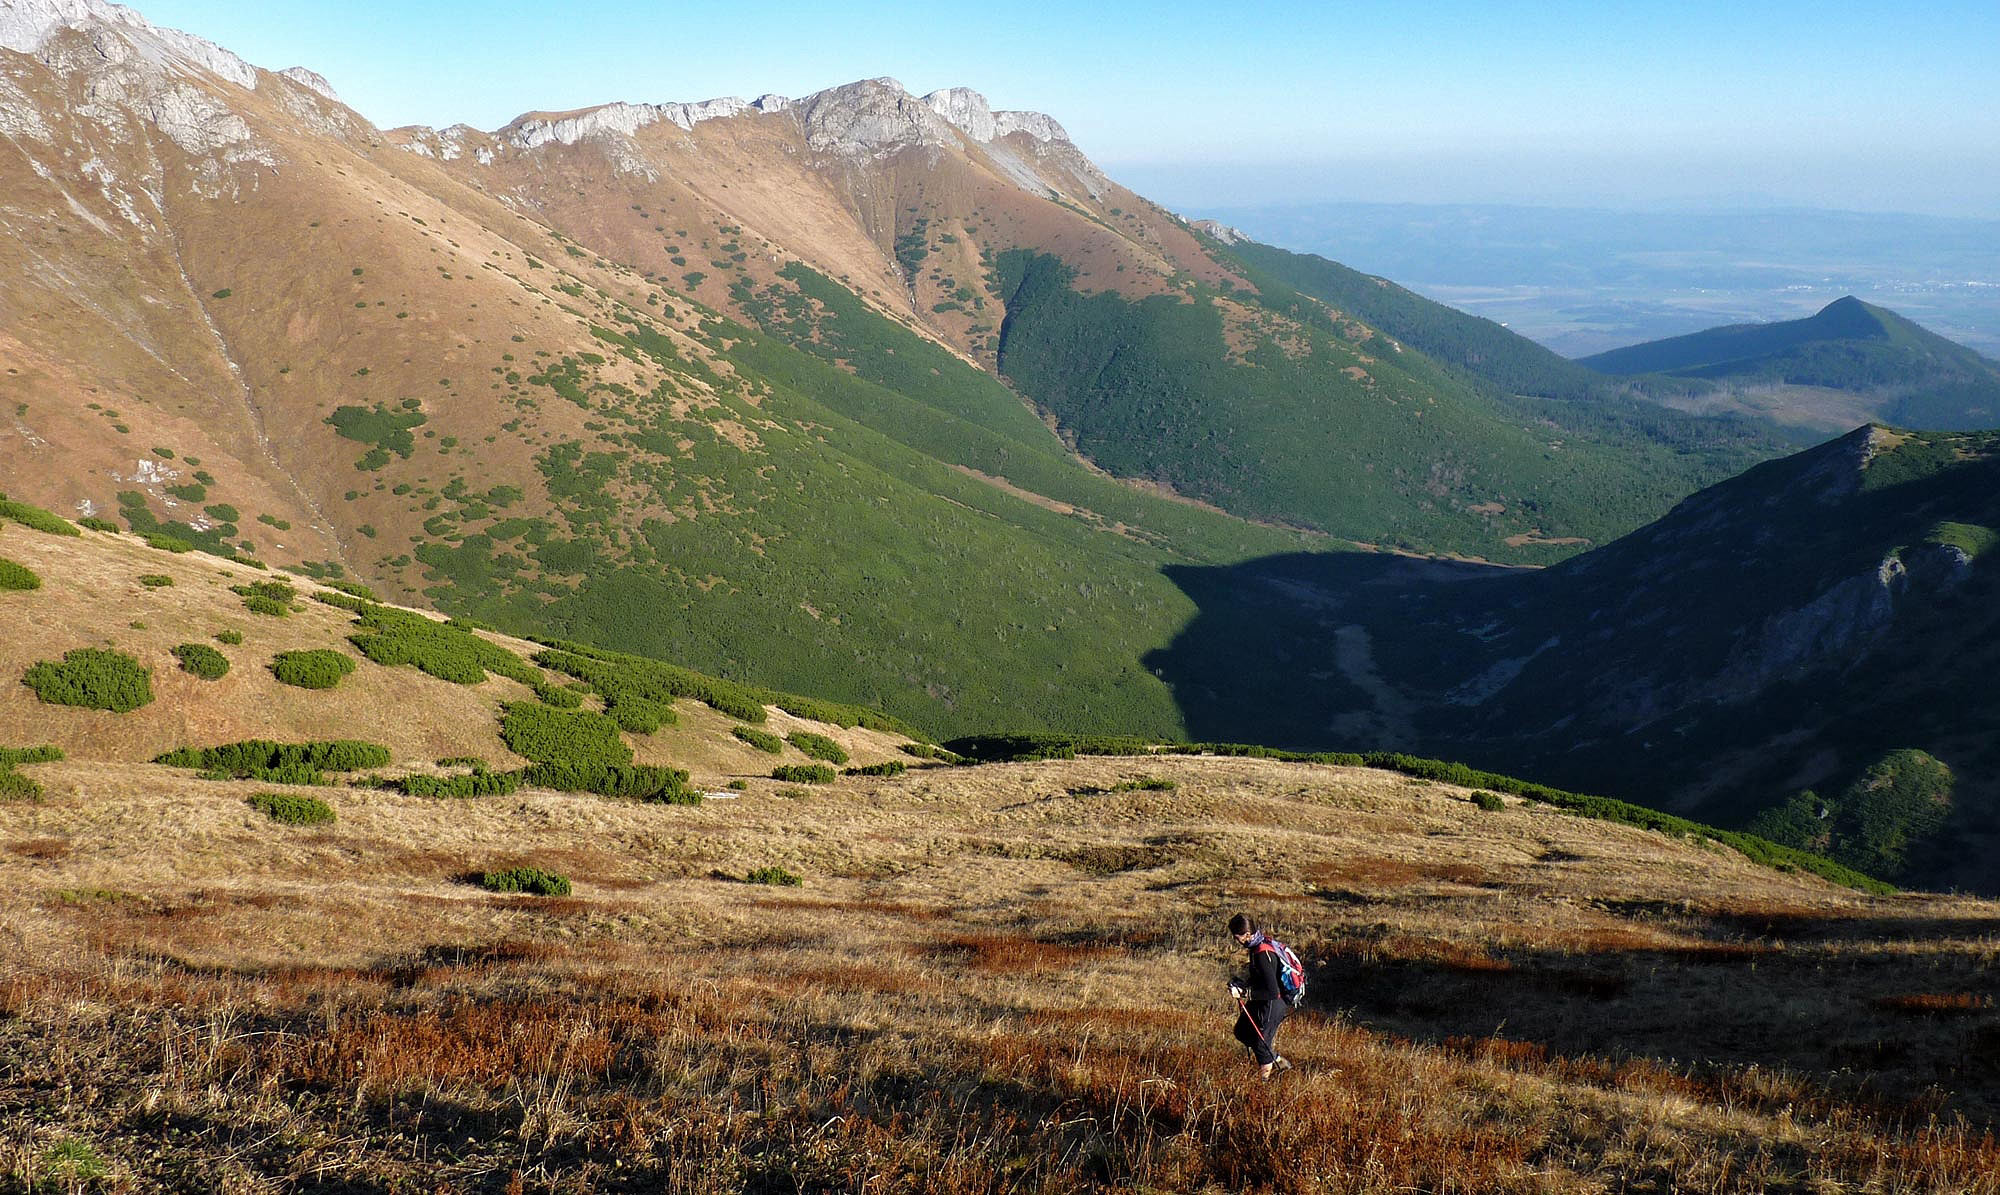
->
<box><xmin>771</xmin><ymin>763</ymin><xmax>836</xmax><ymax>784</ymax></box>
<box><xmin>520</xmin><ymin>761</ymin><xmax>698</xmax><ymax>802</ymax></box>
<box><xmin>247</xmin><ymin>791</ymin><xmax>336</xmax><ymax>826</ymax></box>
<box><xmin>233</xmin><ymin>580</ymin><xmax>296</xmax><ymax>616</ymax></box>
<box><xmin>500</xmin><ymin>701</ymin><xmax>632</xmax><ymax>769</ymax></box>
<box><xmin>172</xmin><ymin>643</ymin><xmax>230</xmax><ymax>680</ymax></box>
<box><xmin>0</xmin><ymin>497</ymin><xmax>81</xmax><ymax>536</ymax></box>
<box><xmin>346</xmin><ymin>604</ymin><xmax>543</xmax><ymax>687</ymax></box>
<box><xmin>271</xmin><ymin>649</ymin><xmax>356</xmax><ymax>689</ymax></box>
<box><xmin>78</xmin><ymin>516</ymin><xmax>119</xmax><ymax>533</ymax></box>
<box><xmin>845</xmin><ymin>760</ymin><xmax>906</xmax><ymax>778</ymax></box>
<box><xmin>23</xmin><ymin>648</ymin><xmax>153</xmax><ymax>712</ymax></box>
<box><xmin>156</xmin><ymin>739</ymin><xmax>388</xmax><ymax>785</ymax></box>
<box><xmin>0</xmin><ymin>558</ymin><xmax>40</xmax><ymax>591</ymax></box>
<box><xmin>0</xmin><ymin>745</ymin><xmax>63</xmax><ymax>802</ymax></box>
<box><xmin>732</xmin><ymin>726</ymin><xmax>784</xmax><ymax>754</ymax></box>
<box><xmin>1471</xmin><ymin>791</ymin><xmax>1506</xmax><ymax>811</ymax></box>
<box><xmin>478</xmin><ymin>867</ymin><xmax>570</xmax><ymax>896</ymax></box>
<box><xmin>138</xmin><ymin>574</ymin><xmax>174</xmax><ymax>588</ymax></box>
<box><xmin>534</xmin><ymin>644</ymin><xmax>768</xmax><ymax>730</ymax></box>
<box><xmin>397</xmin><ymin>768</ymin><xmax>521</xmax><ymax>798</ymax></box>
<box><xmin>214</xmin><ymin>630</ymin><xmax>244</xmax><ymax>645</ymax></box>
<box><xmin>785</xmin><ymin>732</ymin><xmax>849</xmax><ymax>765</ymax></box>
<box><xmin>744</xmin><ymin>866</ymin><xmax>802</xmax><ymax>886</ymax></box>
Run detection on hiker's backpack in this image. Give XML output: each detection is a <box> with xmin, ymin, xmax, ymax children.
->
<box><xmin>1258</xmin><ymin>937</ymin><xmax>1307</xmax><ymax>1006</ymax></box>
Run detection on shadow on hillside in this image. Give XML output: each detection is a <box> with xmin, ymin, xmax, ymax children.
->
<box><xmin>1302</xmin><ymin>925</ymin><xmax>2000</xmax><ymax>1126</ymax></box>
<box><xmin>1142</xmin><ymin>549</ymin><xmax>1521</xmax><ymax>752</ymax></box>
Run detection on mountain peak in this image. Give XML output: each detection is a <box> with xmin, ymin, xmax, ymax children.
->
<box><xmin>2</xmin><ymin>0</ymin><xmax>259</xmax><ymax>89</ymax></box>
<box><xmin>1809</xmin><ymin>295</ymin><xmax>1888</xmax><ymax>339</ymax></box>
<box><xmin>919</xmin><ymin>85</ymin><xmax>1071</xmax><ymax>144</ymax></box>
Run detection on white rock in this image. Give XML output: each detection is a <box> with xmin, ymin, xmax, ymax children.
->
<box><xmin>1192</xmin><ymin>219</ymin><xmax>1247</xmax><ymax>245</ymax></box>
<box><xmin>922</xmin><ymin>85</ymin><xmax>1071</xmax><ymax>145</ymax></box>
<box><xmin>278</xmin><ymin>64</ymin><xmax>338</xmax><ymax>103</ymax></box>
<box><xmin>2</xmin><ymin>0</ymin><xmax>259</xmax><ymax>89</ymax></box>
<box><xmin>800</xmin><ymin>77</ymin><xmax>956</xmax><ymax>157</ymax></box>
<box><xmin>921</xmin><ymin>87</ymin><xmax>996</xmax><ymax>142</ymax></box>
<box><xmin>993</xmin><ymin>109</ymin><xmax>1068</xmax><ymax>143</ymax></box>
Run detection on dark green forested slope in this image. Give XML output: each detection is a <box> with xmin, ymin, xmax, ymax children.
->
<box><xmin>401</xmin><ymin>286</ymin><xmax>1343</xmax><ymax>742</ymax></box>
<box><xmin>1211</xmin><ymin>235</ymin><xmax>1809</xmax><ymax>456</ymax></box>
<box><xmin>990</xmin><ymin>248</ymin><xmax>1791</xmax><ymax>562</ymax></box>
<box><xmin>1580</xmin><ymin>297</ymin><xmax>2000</xmax><ymax>430</ymax></box>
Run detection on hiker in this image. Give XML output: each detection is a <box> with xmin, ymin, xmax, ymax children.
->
<box><xmin>1227</xmin><ymin>912</ymin><xmax>1297</xmax><ymax>1078</ymax></box>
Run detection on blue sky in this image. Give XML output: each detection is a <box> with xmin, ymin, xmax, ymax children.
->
<box><xmin>131</xmin><ymin>0</ymin><xmax>2000</xmax><ymax>216</ymax></box>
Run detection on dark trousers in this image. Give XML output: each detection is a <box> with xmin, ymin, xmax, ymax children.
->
<box><xmin>1233</xmin><ymin>998</ymin><xmax>1288</xmax><ymax>1066</ymax></box>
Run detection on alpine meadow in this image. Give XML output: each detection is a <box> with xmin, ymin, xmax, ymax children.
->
<box><xmin>3</xmin><ymin>2</ymin><xmax>1999</xmax><ymax>1192</ymax></box>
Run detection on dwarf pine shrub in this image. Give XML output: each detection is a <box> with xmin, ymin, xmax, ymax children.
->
<box><xmin>478</xmin><ymin>867</ymin><xmax>570</xmax><ymax>896</ymax></box>
<box><xmin>845</xmin><ymin>760</ymin><xmax>907</xmax><ymax>778</ymax></box>
<box><xmin>346</xmin><ymin>604</ymin><xmax>542</xmax><ymax>687</ymax></box>
<box><xmin>733</xmin><ymin>726</ymin><xmax>784</xmax><ymax>754</ymax></box>
<box><xmin>23</xmin><ymin>648</ymin><xmax>153</xmax><ymax>712</ymax></box>
<box><xmin>247</xmin><ymin>791</ymin><xmax>336</xmax><ymax>825</ymax></box>
<box><xmin>786</xmin><ymin>732</ymin><xmax>849</xmax><ymax>765</ymax></box>
<box><xmin>519</xmin><ymin>761</ymin><xmax>697</xmax><ymax>802</ymax></box>
<box><xmin>399</xmin><ymin>769</ymin><xmax>522</xmax><ymax>798</ymax></box>
<box><xmin>172</xmin><ymin>643</ymin><xmax>230</xmax><ymax>680</ymax></box>
<box><xmin>214</xmin><ymin>629</ymin><xmax>244</xmax><ymax>645</ymax></box>
<box><xmin>0</xmin><ymin>558</ymin><xmax>40</xmax><ymax>590</ymax></box>
<box><xmin>78</xmin><ymin>516</ymin><xmax>119</xmax><ymax>533</ymax></box>
<box><xmin>0</xmin><ymin>497</ymin><xmax>80</xmax><ymax>536</ymax></box>
<box><xmin>1471</xmin><ymin>791</ymin><xmax>1505</xmax><ymax>811</ymax></box>
<box><xmin>500</xmin><ymin>702</ymin><xmax>631</xmax><ymax>769</ymax></box>
<box><xmin>138</xmin><ymin>574</ymin><xmax>174</xmax><ymax>588</ymax></box>
<box><xmin>744</xmin><ymin>866</ymin><xmax>802</xmax><ymax>886</ymax></box>
<box><xmin>271</xmin><ymin>649</ymin><xmax>355</xmax><ymax>689</ymax></box>
<box><xmin>156</xmin><ymin>739</ymin><xmax>388</xmax><ymax>782</ymax></box>
<box><xmin>771</xmin><ymin>763</ymin><xmax>836</xmax><ymax>784</ymax></box>
<box><xmin>0</xmin><ymin>745</ymin><xmax>61</xmax><ymax>801</ymax></box>
<box><xmin>234</xmin><ymin>580</ymin><xmax>296</xmax><ymax>617</ymax></box>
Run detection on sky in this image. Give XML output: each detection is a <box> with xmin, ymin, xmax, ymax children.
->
<box><xmin>126</xmin><ymin>0</ymin><xmax>2000</xmax><ymax>217</ymax></box>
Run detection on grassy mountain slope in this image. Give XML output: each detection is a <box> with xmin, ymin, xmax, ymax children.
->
<box><xmin>5</xmin><ymin>504</ymin><xmax>1996</xmax><ymax>1187</ymax></box>
<box><xmin>989</xmin><ymin>249</ymin><xmax>1788</xmax><ymax>561</ymax></box>
<box><xmin>1580</xmin><ymin>297</ymin><xmax>2000</xmax><ymax>430</ymax></box>
<box><xmin>9</xmin><ymin>642</ymin><xmax>2000</xmax><ymax>1189</ymax></box>
<box><xmin>0</xmin><ymin>510</ymin><xmax>921</xmax><ymax>788</ymax></box>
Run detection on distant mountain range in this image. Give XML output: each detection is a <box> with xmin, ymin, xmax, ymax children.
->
<box><xmin>1579</xmin><ymin>297</ymin><xmax>2000</xmax><ymax>431</ymax></box>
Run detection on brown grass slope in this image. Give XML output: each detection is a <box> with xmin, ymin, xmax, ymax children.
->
<box><xmin>0</xmin><ymin>521</ymin><xmax>909</xmax><ymax>783</ymax></box>
<box><xmin>1</xmin><ymin>25</ymin><xmax>755</xmax><ymax>586</ymax></box>
<box><xmin>5</xmin><ymin>533</ymin><xmax>2000</xmax><ymax>1192</ymax></box>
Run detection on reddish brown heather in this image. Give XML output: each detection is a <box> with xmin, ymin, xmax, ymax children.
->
<box><xmin>5</xmin><ymin>753</ymin><xmax>2000</xmax><ymax>1191</ymax></box>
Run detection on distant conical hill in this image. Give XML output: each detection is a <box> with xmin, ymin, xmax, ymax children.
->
<box><xmin>1579</xmin><ymin>297</ymin><xmax>2000</xmax><ymax>430</ymax></box>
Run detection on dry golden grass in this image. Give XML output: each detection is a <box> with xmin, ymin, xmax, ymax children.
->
<box><xmin>4</xmin><ymin>534</ymin><xmax>1996</xmax><ymax>1189</ymax></box>
<box><xmin>6</xmin><ymin>744</ymin><xmax>2000</xmax><ymax>1192</ymax></box>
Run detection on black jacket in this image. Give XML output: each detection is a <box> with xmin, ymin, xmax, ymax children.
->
<box><xmin>1240</xmin><ymin>935</ymin><xmax>1285</xmax><ymax>1003</ymax></box>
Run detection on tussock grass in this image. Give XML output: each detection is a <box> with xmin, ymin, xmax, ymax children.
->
<box><xmin>5</xmin><ymin>755</ymin><xmax>2000</xmax><ymax>1191</ymax></box>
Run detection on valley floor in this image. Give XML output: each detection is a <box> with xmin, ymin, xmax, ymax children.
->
<box><xmin>5</xmin><ymin>756</ymin><xmax>1999</xmax><ymax>1193</ymax></box>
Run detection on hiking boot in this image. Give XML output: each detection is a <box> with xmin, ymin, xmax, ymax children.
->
<box><xmin>1273</xmin><ymin>1056</ymin><xmax>1293</xmax><ymax>1075</ymax></box>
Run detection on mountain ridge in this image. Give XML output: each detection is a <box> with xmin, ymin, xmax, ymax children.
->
<box><xmin>1579</xmin><ymin>296</ymin><xmax>2000</xmax><ymax>430</ymax></box>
